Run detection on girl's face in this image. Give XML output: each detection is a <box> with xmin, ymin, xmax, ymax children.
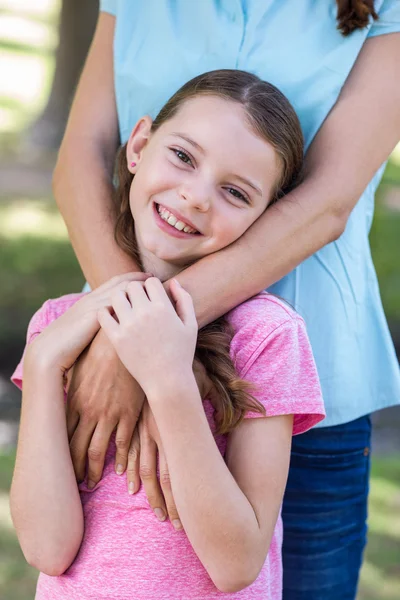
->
<box><xmin>127</xmin><ymin>95</ymin><xmax>282</xmax><ymax>278</ymax></box>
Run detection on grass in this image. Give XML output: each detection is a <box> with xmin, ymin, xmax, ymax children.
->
<box><xmin>0</xmin><ymin>199</ymin><xmax>83</xmax><ymax>370</ymax></box>
<box><xmin>0</xmin><ymin>451</ymin><xmax>398</xmax><ymax>599</ymax></box>
<box><xmin>0</xmin><ymin>452</ymin><xmax>38</xmax><ymax>600</ymax></box>
<box><xmin>358</xmin><ymin>458</ymin><xmax>400</xmax><ymax>600</ymax></box>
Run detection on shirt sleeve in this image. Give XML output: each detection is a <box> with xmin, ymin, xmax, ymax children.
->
<box><xmin>368</xmin><ymin>0</ymin><xmax>400</xmax><ymax>37</ymax></box>
<box><xmin>11</xmin><ymin>301</ymin><xmax>51</xmax><ymax>390</ymax></box>
<box><xmin>10</xmin><ymin>294</ymin><xmax>83</xmax><ymax>391</ymax></box>
<box><xmin>99</xmin><ymin>0</ymin><xmax>117</xmax><ymax>16</ymax></box>
<box><xmin>238</xmin><ymin>317</ymin><xmax>325</xmax><ymax>435</ymax></box>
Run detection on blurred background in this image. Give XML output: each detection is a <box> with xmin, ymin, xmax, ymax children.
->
<box><xmin>0</xmin><ymin>1</ymin><xmax>399</xmax><ymax>599</ymax></box>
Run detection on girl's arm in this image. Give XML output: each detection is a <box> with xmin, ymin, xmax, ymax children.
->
<box><xmin>98</xmin><ymin>279</ymin><xmax>306</xmax><ymax>593</ymax></box>
<box><xmin>10</xmin><ymin>361</ymin><xmax>84</xmax><ymax>576</ymax></box>
<box><xmin>148</xmin><ymin>375</ymin><xmax>293</xmax><ymax>593</ymax></box>
<box><xmin>10</xmin><ymin>275</ymin><xmax>143</xmax><ymax>575</ymax></box>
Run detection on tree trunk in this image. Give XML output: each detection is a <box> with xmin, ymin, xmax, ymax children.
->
<box><xmin>25</xmin><ymin>0</ymin><xmax>99</xmax><ymax>153</ymax></box>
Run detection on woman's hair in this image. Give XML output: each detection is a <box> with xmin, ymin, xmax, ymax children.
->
<box><xmin>114</xmin><ymin>69</ymin><xmax>303</xmax><ymax>434</ymax></box>
<box><xmin>336</xmin><ymin>0</ymin><xmax>378</xmax><ymax>36</ymax></box>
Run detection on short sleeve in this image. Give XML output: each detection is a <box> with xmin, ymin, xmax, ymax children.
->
<box><xmin>368</xmin><ymin>0</ymin><xmax>400</xmax><ymax>37</ymax></box>
<box><xmin>99</xmin><ymin>0</ymin><xmax>117</xmax><ymax>16</ymax></box>
<box><xmin>11</xmin><ymin>294</ymin><xmax>83</xmax><ymax>391</ymax></box>
<box><xmin>11</xmin><ymin>301</ymin><xmax>51</xmax><ymax>390</ymax></box>
<box><xmin>238</xmin><ymin>317</ymin><xmax>325</xmax><ymax>435</ymax></box>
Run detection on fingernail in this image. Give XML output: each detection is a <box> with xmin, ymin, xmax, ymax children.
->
<box><xmin>172</xmin><ymin>519</ymin><xmax>182</xmax><ymax>530</ymax></box>
<box><xmin>172</xmin><ymin>278</ymin><xmax>181</xmax><ymax>287</ymax></box>
<box><xmin>116</xmin><ymin>464</ymin><xmax>124</xmax><ymax>475</ymax></box>
<box><xmin>154</xmin><ymin>508</ymin><xmax>166</xmax><ymax>521</ymax></box>
<box><xmin>87</xmin><ymin>480</ymin><xmax>95</xmax><ymax>490</ymax></box>
<box><xmin>129</xmin><ymin>481</ymin><xmax>135</xmax><ymax>495</ymax></box>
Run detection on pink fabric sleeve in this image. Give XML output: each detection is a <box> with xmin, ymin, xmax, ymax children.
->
<box><xmin>11</xmin><ymin>300</ymin><xmax>52</xmax><ymax>391</ymax></box>
<box><xmin>229</xmin><ymin>299</ymin><xmax>325</xmax><ymax>435</ymax></box>
<box><xmin>11</xmin><ymin>294</ymin><xmax>83</xmax><ymax>391</ymax></box>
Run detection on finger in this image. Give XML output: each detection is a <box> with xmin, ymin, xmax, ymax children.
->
<box><xmin>126</xmin><ymin>427</ymin><xmax>141</xmax><ymax>495</ymax></box>
<box><xmin>170</xmin><ymin>279</ymin><xmax>196</xmax><ymax>327</ymax></box>
<box><xmin>97</xmin><ymin>271</ymin><xmax>154</xmax><ymax>294</ymax></box>
<box><xmin>114</xmin><ymin>418</ymin><xmax>136</xmax><ymax>476</ymax></box>
<box><xmin>86</xmin><ymin>419</ymin><xmax>117</xmax><ymax>488</ymax></box>
<box><xmin>126</xmin><ymin>280</ymin><xmax>150</xmax><ymax>309</ymax></box>
<box><xmin>69</xmin><ymin>419</ymin><xmax>97</xmax><ymax>482</ymax></box>
<box><xmin>98</xmin><ymin>307</ymin><xmax>119</xmax><ymax>337</ymax></box>
<box><xmin>139</xmin><ymin>430</ymin><xmax>167</xmax><ymax>522</ymax></box>
<box><xmin>158</xmin><ymin>445</ymin><xmax>182</xmax><ymax>530</ymax></box>
<box><xmin>144</xmin><ymin>277</ymin><xmax>169</xmax><ymax>304</ymax></box>
<box><xmin>110</xmin><ymin>289</ymin><xmax>132</xmax><ymax>323</ymax></box>
<box><xmin>66</xmin><ymin>408</ymin><xmax>80</xmax><ymax>442</ymax></box>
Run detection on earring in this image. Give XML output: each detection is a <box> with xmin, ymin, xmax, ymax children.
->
<box><xmin>130</xmin><ymin>161</ymin><xmax>137</xmax><ymax>168</ymax></box>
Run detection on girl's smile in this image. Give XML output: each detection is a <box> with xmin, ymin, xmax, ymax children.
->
<box><xmin>153</xmin><ymin>202</ymin><xmax>202</xmax><ymax>238</ymax></box>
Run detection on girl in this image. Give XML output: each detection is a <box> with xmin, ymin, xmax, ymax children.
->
<box><xmin>10</xmin><ymin>70</ymin><xmax>325</xmax><ymax>599</ymax></box>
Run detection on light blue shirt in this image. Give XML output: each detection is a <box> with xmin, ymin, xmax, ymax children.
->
<box><xmin>100</xmin><ymin>0</ymin><xmax>400</xmax><ymax>426</ymax></box>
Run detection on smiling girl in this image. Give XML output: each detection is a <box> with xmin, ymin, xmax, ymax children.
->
<box><xmin>10</xmin><ymin>70</ymin><xmax>324</xmax><ymax>600</ymax></box>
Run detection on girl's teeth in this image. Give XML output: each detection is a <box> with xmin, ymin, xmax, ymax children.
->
<box><xmin>157</xmin><ymin>204</ymin><xmax>197</xmax><ymax>234</ymax></box>
<box><xmin>167</xmin><ymin>215</ymin><xmax>177</xmax><ymax>226</ymax></box>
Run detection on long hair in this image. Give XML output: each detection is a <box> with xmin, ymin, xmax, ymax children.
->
<box><xmin>114</xmin><ymin>70</ymin><xmax>304</xmax><ymax>434</ymax></box>
<box><xmin>336</xmin><ymin>0</ymin><xmax>378</xmax><ymax>35</ymax></box>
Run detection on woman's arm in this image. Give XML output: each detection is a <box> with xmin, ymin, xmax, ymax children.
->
<box><xmin>54</xmin><ymin>28</ymin><xmax>400</xmax><ymax>496</ymax></box>
<box><xmin>57</xmin><ymin>20</ymin><xmax>400</xmax><ymax>307</ymax></box>
<box><xmin>174</xmin><ymin>33</ymin><xmax>400</xmax><ymax>326</ymax></box>
<box><xmin>53</xmin><ymin>12</ymin><xmax>139</xmax><ymax>288</ymax></box>
<box><xmin>10</xmin><ymin>362</ymin><xmax>84</xmax><ymax>576</ymax></box>
<box><xmin>148</xmin><ymin>375</ymin><xmax>292</xmax><ymax>593</ymax></box>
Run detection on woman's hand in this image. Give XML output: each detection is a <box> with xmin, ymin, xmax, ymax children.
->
<box><xmin>98</xmin><ymin>278</ymin><xmax>198</xmax><ymax>396</ymax></box>
<box><xmin>66</xmin><ymin>330</ymin><xmax>145</xmax><ymax>486</ymax></box>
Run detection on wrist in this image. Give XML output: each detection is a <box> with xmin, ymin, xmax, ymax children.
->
<box><xmin>144</xmin><ymin>368</ymin><xmax>199</xmax><ymax>403</ymax></box>
<box><xmin>24</xmin><ymin>348</ymin><xmax>64</xmax><ymax>392</ymax></box>
<box><xmin>25</xmin><ymin>339</ymin><xmax>63</xmax><ymax>377</ymax></box>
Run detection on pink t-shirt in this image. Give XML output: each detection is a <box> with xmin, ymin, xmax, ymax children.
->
<box><xmin>12</xmin><ymin>292</ymin><xmax>325</xmax><ymax>600</ymax></box>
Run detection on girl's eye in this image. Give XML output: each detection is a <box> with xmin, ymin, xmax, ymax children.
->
<box><xmin>226</xmin><ymin>187</ymin><xmax>250</xmax><ymax>204</ymax></box>
<box><xmin>172</xmin><ymin>149</ymin><xmax>193</xmax><ymax>166</ymax></box>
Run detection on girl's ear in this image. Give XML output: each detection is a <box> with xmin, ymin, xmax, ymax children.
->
<box><xmin>126</xmin><ymin>115</ymin><xmax>153</xmax><ymax>173</ymax></box>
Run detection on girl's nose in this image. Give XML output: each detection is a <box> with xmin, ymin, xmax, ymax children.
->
<box><xmin>179</xmin><ymin>183</ymin><xmax>211</xmax><ymax>212</ymax></box>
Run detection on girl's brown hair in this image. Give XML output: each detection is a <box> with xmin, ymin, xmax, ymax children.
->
<box><xmin>114</xmin><ymin>69</ymin><xmax>303</xmax><ymax>434</ymax></box>
<box><xmin>336</xmin><ymin>0</ymin><xmax>378</xmax><ymax>36</ymax></box>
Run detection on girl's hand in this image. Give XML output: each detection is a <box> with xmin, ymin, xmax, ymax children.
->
<box><xmin>98</xmin><ymin>278</ymin><xmax>198</xmax><ymax>396</ymax></box>
<box><xmin>26</xmin><ymin>273</ymin><xmax>151</xmax><ymax>376</ymax></box>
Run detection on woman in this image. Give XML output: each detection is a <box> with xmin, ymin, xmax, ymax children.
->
<box><xmin>52</xmin><ymin>1</ymin><xmax>400</xmax><ymax>598</ymax></box>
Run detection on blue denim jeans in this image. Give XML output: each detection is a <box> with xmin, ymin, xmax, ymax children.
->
<box><xmin>281</xmin><ymin>415</ymin><xmax>371</xmax><ymax>600</ymax></box>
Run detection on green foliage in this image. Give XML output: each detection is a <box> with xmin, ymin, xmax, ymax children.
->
<box><xmin>0</xmin><ymin>227</ymin><xmax>83</xmax><ymax>370</ymax></box>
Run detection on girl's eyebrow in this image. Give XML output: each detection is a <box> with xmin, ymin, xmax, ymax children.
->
<box><xmin>170</xmin><ymin>132</ymin><xmax>205</xmax><ymax>154</ymax></box>
<box><xmin>170</xmin><ymin>132</ymin><xmax>262</xmax><ymax>196</ymax></box>
<box><xmin>234</xmin><ymin>175</ymin><xmax>262</xmax><ymax>196</ymax></box>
